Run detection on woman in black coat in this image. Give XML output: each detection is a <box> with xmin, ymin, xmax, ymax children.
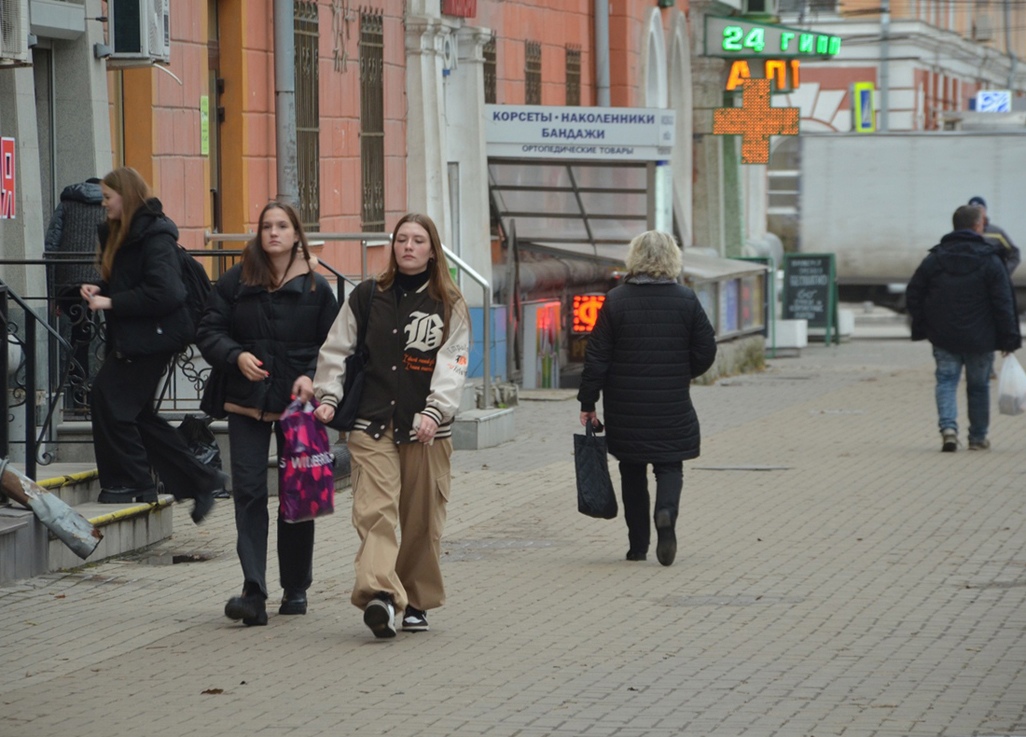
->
<box><xmin>196</xmin><ymin>201</ymin><xmax>338</xmax><ymax>626</ymax></box>
<box><xmin>80</xmin><ymin>167</ymin><xmax>223</xmax><ymax>523</ymax></box>
<box><xmin>578</xmin><ymin>230</ymin><xmax>717</xmax><ymax>566</ymax></box>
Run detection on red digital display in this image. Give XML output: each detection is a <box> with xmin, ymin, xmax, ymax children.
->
<box><xmin>572</xmin><ymin>294</ymin><xmax>606</xmax><ymax>334</ymax></box>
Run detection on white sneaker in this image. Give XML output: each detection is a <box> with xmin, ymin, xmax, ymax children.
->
<box><xmin>363</xmin><ymin>598</ymin><xmax>396</xmax><ymax>639</ymax></box>
<box><xmin>402</xmin><ymin>606</ymin><xmax>429</xmax><ymax>632</ymax></box>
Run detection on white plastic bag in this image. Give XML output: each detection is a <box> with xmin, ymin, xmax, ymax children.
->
<box><xmin>998</xmin><ymin>354</ymin><xmax>1026</xmax><ymax>416</ymax></box>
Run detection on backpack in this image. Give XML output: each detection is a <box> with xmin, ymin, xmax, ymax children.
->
<box><xmin>177</xmin><ymin>245</ymin><xmax>212</xmax><ymax>344</ymax></box>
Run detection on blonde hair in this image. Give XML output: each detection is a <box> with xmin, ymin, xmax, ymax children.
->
<box><xmin>624</xmin><ymin>230</ymin><xmax>682</xmax><ymax>280</ymax></box>
<box><xmin>98</xmin><ymin>167</ymin><xmax>153</xmax><ymax>280</ymax></box>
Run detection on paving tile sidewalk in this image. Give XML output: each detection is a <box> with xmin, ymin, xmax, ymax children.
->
<box><xmin>1</xmin><ymin>338</ymin><xmax>1024</xmax><ymax>737</ymax></box>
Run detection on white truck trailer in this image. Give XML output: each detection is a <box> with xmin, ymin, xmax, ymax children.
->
<box><xmin>795</xmin><ymin>131</ymin><xmax>1026</xmax><ymax>308</ymax></box>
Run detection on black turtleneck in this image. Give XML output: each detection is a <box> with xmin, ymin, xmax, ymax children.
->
<box><xmin>394</xmin><ymin>269</ymin><xmax>430</xmax><ymax>300</ymax></box>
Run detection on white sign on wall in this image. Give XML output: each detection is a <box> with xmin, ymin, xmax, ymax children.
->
<box><xmin>485</xmin><ymin>104</ymin><xmax>675</xmax><ymax>161</ymax></box>
<box><xmin>976</xmin><ymin>90</ymin><xmax>1012</xmax><ymax>113</ymax></box>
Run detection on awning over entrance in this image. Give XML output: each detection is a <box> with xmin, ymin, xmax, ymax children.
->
<box><xmin>488</xmin><ymin>158</ymin><xmax>653</xmax><ymax>265</ymax></box>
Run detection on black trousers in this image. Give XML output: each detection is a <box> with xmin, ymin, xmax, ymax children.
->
<box><xmin>91</xmin><ymin>352</ymin><xmax>221</xmax><ymax>498</ymax></box>
<box><xmin>227</xmin><ymin>413</ymin><xmax>314</xmax><ymax>599</ymax></box>
<box><xmin>617</xmin><ymin>461</ymin><xmax>683</xmax><ymax>554</ymax></box>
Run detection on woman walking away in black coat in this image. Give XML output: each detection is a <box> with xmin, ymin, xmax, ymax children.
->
<box><xmin>80</xmin><ymin>167</ymin><xmax>224</xmax><ymax>524</ymax></box>
<box><xmin>196</xmin><ymin>201</ymin><xmax>338</xmax><ymax>627</ymax></box>
<box><xmin>577</xmin><ymin>230</ymin><xmax>717</xmax><ymax>566</ymax></box>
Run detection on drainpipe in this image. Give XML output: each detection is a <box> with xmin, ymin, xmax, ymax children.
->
<box><xmin>595</xmin><ymin>0</ymin><xmax>610</xmax><ymax>106</ymax></box>
<box><xmin>879</xmin><ymin>0</ymin><xmax>890</xmax><ymax>131</ymax></box>
<box><xmin>273</xmin><ymin>0</ymin><xmax>298</xmax><ymax>204</ymax></box>
<box><xmin>1004</xmin><ymin>0</ymin><xmax>1018</xmax><ymax>89</ymax></box>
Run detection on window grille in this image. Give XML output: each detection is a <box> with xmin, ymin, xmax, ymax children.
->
<box><xmin>566</xmin><ymin>45</ymin><xmax>581</xmax><ymax>106</ymax></box>
<box><xmin>525</xmin><ymin>40</ymin><xmax>541</xmax><ymax>105</ymax></box>
<box><xmin>295</xmin><ymin>0</ymin><xmax>320</xmax><ymax>231</ymax></box>
<box><xmin>483</xmin><ymin>37</ymin><xmax>497</xmax><ymax>104</ymax></box>
<box><xmin>359</xmin><ymin>10</ymin><xmax>385</xmax><ymax>233</ymax></box>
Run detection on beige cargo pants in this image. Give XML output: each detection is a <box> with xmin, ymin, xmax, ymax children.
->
<box><xmin>347</xmin><ymin>425</ymin><xmax>452</xmax><ymax>614</ymax></box>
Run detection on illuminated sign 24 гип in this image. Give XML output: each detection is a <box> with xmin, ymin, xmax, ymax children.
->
<box><xmin>704</xmin><ymin>16</ymin><xmax>841</xmax><ymax>59</ymax></box>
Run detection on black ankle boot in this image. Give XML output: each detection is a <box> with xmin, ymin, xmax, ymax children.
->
<box><xmin>225</xmin><ymin>593</ymin><xmax>267</xmax><ymax>626</ymax></box>
<box><xmin>278</xmin><ymin>590</ymin><xmax>308</xmax><ymax>615</ymax></box>
<box><xmin>191</xmin><ymin>489</ymin><xmax>215</xmax><ymax>524</ymax></box>
<box><xmin>98</xmin><ymin>486</ymin><xmax>158</xmax><ymax>504</ymax></box>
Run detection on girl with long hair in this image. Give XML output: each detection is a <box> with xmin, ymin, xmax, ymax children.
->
<box><xmin>196</xmin><ymin>201</ymin><xmax>338</xmax><ymax>626</ymax></box>
<box><xmin>296</xmin><ymin>212</ymin><xmax>471</xmax><ymax>638</ymax></box>
<box><xmin>80</xmin><ymin>167</ymin><xmax>223</xmax><ymax>522</ymax></box>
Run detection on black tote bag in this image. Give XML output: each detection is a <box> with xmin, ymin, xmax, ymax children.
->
<box><xmin>574</xmin><ymin>423</ymin><xmax>618</xmax><ymax>519</ymax></box>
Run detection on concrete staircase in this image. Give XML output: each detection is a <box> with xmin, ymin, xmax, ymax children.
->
<box><xmin>0</xmin><ymin>465</ymin><xmax>175</xmax><ymax>585</ymax></box>
<box><xmin>451</xmin><ymin>379</ymin><xmax>517</xmax><ymax>450</ymax></box>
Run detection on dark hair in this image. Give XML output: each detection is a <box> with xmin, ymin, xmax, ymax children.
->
<box><xmin>241</xmin><ymin>201</ymin><xmax>315</xmax><ymax>290</ymax></box>
<box><xmin>378</xmin><ymin>212</ymin><xmax>466</xmax><ymax>336</ymax></box>
<box><xmin>968</xmin><ymin>196</ymin><xmax>987</xmax><ymax>209</ymax></box>
<box><xmin>953</xmin><ymin>204</ymin><xmax>984</xmax><ymax>231</ymax></box>
<box><xmin>98</xmin><ymin>167</ymin><xmax>153</xmax><ymax>280</ymax></box>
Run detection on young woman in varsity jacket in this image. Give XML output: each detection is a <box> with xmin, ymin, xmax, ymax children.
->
<box><xmin>296</xmin><ymin>212</ymin><xmax>471</xmax><ymax>639</ymax></box>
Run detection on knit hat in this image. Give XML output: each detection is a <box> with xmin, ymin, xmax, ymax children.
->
<box><xmin>968</xmin><ymin>196</ymin><xmax>987</xmax><ymax>208</ymax></box>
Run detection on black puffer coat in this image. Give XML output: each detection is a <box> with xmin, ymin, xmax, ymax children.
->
<box><xmin>578</xmin><ymin>278</ymin><xmax>717</xmax><ymax>463</ymax></box>
<box><xmin>196</xmin><ymin>264</ymin><xmax>338</xmax><ymax>416</ymax></box>
<box><xmin>906</xmin><ymin>230</ymin><xmax>1022</xmax><ymax>355</ymax></box>
<box><xmin>96</xmin><ymin>199</ymin><xmax>191</xmax><ymax>357</ymax></box>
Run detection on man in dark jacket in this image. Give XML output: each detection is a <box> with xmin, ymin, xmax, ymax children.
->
<box><xmin>968</xmin><ymin>196</ymin><xmax>1020</xmax><ymax>275</ymax></box>
<box><xmin>906</xmin><ymin>204</ymin><xmax>1022</xmax><ymax>452</ymax></box>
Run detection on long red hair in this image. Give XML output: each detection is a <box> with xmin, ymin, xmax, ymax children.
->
<box><xmin>98</xmin><ymin>167</ymin><xmax>152</xmax><ymax>280</ymax></box>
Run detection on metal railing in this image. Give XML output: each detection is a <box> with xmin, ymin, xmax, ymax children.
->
<box><xmin>1</xmin><ymin>234</ymin><xmax>495</xmax><ymax>475</ymax></box>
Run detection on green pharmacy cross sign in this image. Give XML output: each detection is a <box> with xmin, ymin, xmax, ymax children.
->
<box><xmin>704</xmin><ymin>16</ymin><xmax>842</xmax><ymax>59</ymax></box>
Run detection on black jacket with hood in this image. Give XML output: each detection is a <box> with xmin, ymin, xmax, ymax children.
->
<box><xmin>96</xmin><ymin>198</ymin><xmax>192</xmax><ymax>357</ymax></box>
<box><xmin>906</xmin><ymin>230</ymin><xmax>1022</xmax><ymax>355</ymax></box>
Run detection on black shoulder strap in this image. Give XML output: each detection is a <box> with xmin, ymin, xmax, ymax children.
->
<box><xmin>357</xmin><ymin>279</ymin><xmax>375</xmax><ymax>347</ymax></box>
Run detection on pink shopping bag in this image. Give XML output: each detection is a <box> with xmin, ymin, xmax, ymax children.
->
<box><xmin>278</xmin><ymin>398</ymin><xmax>335</xmax><ymax>523</ymax></box>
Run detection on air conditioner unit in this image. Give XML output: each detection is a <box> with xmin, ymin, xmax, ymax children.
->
<box><xmin>973</xmin><ymin>13</ymin><xmax>995</xmax><ymax>42</ymax></box>
<box><xmin>742</xmin><ymin>0</ymin><xmax>781</xmax><ymax>17</ymax></box>
<box><xmin>109</xmin><ymin>0</ymin><xmax>171</xmax><ymax>67</ymax></box>
<box><xmin>0</xmin><ymin>0</ymin><xmax>31</xmax><ymax>66</ymax></box>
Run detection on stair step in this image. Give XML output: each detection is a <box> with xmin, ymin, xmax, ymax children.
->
<box><xmin>452</xmin><ymin>407</ymin><xmax>516</xmax><ymax>450</ymax></box>
<box><xmin>47</xmin><ymin>495</ymin><xmax>175</xmax><ymax>572</ymax></box>
<box><xmin>0</xmin><ymin>507</ymin><xmax>48</xmax><ymax>583</ymax></box>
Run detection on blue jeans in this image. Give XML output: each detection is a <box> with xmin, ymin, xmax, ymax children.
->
<box><xmin>933</xmin><ymin>346</ymin><xmax>994</xmax><ymax>442</ymax></box>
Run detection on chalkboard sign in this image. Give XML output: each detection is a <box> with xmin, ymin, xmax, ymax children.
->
<box><xmin>782</xmin><ymin>253</ymin><xmax>838</xmax><ymax>343</ymax></box>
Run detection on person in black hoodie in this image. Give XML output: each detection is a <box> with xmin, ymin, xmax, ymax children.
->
<box><xmin>44</xmin><ymin>178</ymin><xmax>105</xmax><ymax>398</ymax></box>
<box><xmin>578</xmin><ymin>230</ymin><xmax>717</xmax><ymax>567</ymax></box>
<box><xmin>196</xmin><ymin>201</ymin><xmax>338</xmax><ymax>627</ymax></box>
<box><xmin>80</xmin><ymin>167</ymin><xmax>222</xmax><ymax>522</ymax></box>
<box><xmin>906</xmin><ymin>204</ymin><xmax>1022</xmax><ymax>452</ymax></box>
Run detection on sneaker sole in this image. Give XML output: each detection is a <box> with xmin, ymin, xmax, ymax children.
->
<box><xmin>402</xmin><ymin>621</ymin><xmax>429</xmax><ymax>632</ymax></box>
<box><xmin>363</xmin><ymin>602</ymin><xmax>396</xmax><ymax>638</ymax></box>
